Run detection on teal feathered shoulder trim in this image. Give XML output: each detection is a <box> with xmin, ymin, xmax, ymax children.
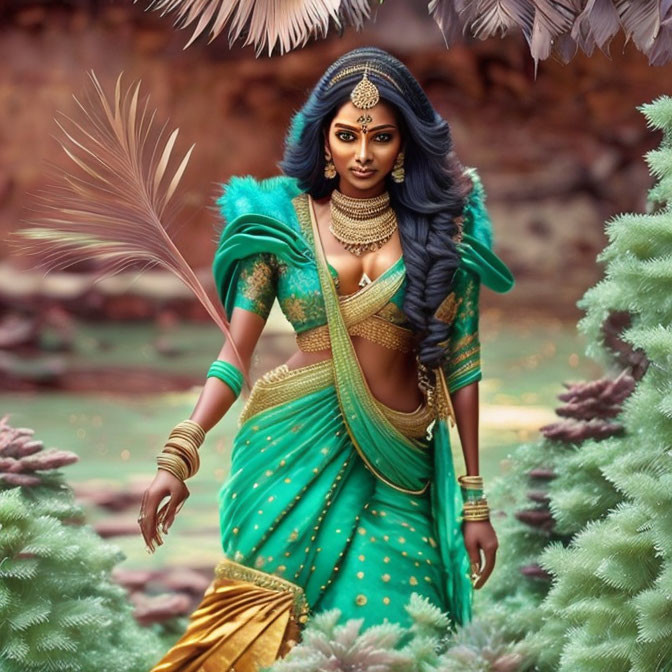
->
<box><xmin>213</xmin><ymin>175</ymin><xmax>313</xmax><ymax>320</ymax></box>
<box><xmin>216</xmin><ymin>175</ymin><xmax>303</xmax><ymax>229</ymax></box>
<box><xmin>458</xmin><ymin>167</ymin><xmax>514</xmax><ymax>294</ymax></box>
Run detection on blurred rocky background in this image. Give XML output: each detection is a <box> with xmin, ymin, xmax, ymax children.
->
<box><xmin>1</xmin><ymin>0</ymin><xmax>670</xmax><ymax>386</ymax></box>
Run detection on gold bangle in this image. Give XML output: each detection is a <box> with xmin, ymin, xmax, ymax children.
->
<box><xmin>157</xmin><ymin>463</ymin><xmax>185</xmax><ymax>481</ymax></box>
<box><xmin>170</xmin><ymin>420</ymin><xmax>205</xmax><ymax>445</ymax></box>
<box><xmin>458</xmin><ymin>474</ymin><xmax>484</xmax><ymax>487</ymax></box>
<box><xmin>158</xmin><ymin>419</ymin><xmax>206</xmax><ymax>481</ymax></box>
<box><xmin>164</xmin><ymin>437</ymin><xmax>200</xmax><ymax>458</ymax></box>
<box><xmin>463</xmin><ymin>503</ymin><xmax>490</xmax><ymax>517</ymax></box>
<box><xmin>163</xmin><ymin>445</ymin><xmax>199</xmax><ymax>477</ymax></box>
<box><xmin>463</xmin><ymin>500</ymin><xmax>489</xmax><ymax>508</ymax></box>
<box><xmin>156</xmin><ymin>454</ymin><xmax>189</xmax><ymax>481</ymax></box>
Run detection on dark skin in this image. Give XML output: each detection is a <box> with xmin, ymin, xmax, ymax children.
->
<box><xmin>139</xmin><ymin>100</ymin><xmax>498</xmax><ymax>590</ymax></box>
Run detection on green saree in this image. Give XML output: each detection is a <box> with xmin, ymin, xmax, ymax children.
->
<box><xmin>150</xmin><ymin>173</ymin><xmax>514</xmax><ymax>671</ymax></box>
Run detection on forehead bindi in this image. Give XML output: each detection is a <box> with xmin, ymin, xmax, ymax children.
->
<box><xmin>332</xmin><ymin>101</ymin><xmax>398</xmax><ymax>130</ymax></box>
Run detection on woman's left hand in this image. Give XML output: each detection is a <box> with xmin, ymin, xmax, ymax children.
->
<box><xmin>462</xmin><ymin>519</ymin><xmax>498</xmax><ymax>589</ymax></box>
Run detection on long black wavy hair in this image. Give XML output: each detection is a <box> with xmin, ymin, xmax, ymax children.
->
<box><xmin>280</xmin><ymin>47</ymin><xmax>473</xmax><ymax>371</ymax></box>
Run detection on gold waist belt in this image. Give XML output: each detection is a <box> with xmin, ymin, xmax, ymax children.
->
<box><xmin>296</xmin><ymin>315</ymin><xmax>415</xmax><ymax>353</ymax></box>
<box><xmin>239</xmin><ymin>359</ymin><xmax>435</xmax><ymax>439</ymax></box>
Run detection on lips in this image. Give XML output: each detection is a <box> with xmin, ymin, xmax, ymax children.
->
<box><xmin>351</xmin><ymin>167</ymin><xmax>376</xmax><ymax>178</ymax></box>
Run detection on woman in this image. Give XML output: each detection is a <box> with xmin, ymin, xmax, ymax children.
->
<box><xmin>140</xmin><ymin>47</ymin><xmax>514</xmax><ymax>671</ymax></box>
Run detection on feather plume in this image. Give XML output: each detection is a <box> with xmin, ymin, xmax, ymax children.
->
<box><xmin>647</xmin><ymin>1</ymin><xmax>672</xmax><ymax>65</ymax></box>
<box><xmin>463</xmin><ymin>0</ymin><xmax>535</xmax><ymax>42</ymax></box>
<box><xmin>617</xmin><ymin>0</ymin><xmax>661</xmax><ymax>52</ymax></box>
<box><xmin>571</xmin><ymin>0</ymin><xmax>621</xmax><ymax>55</ymax></box>
<box><xmin>136</xmin><ymin>0</ymin><xmax>672</xmax><ymax>64</ymax></box>
<box><xmin>530</xmin><ymin>0</ymin><xmax>579</xmax><ymax>65</ymax></box>
<box><xmin>429</xmin><ymin>0</ymin><xmax>471</xmax><ymax>47</ymax></box>
<box><xmin>338</xmin><ymin>0</ymin><xmax>374</xmax><ymax>31</ymax></box>
<box><xmin>141</xmin><ymin>0</ymin><xmax>372</xmax><ymax>55</ymax></box>
<box><xmin>13</xmin><ymin>72</ymin><xmax>250</xmax><ymax>384</ymax></box>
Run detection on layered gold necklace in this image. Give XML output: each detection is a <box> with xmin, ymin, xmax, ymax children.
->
<box><xmin>329</xmin><ymin>189</ymin><xmax>398</xmax><ymax>256</ymax></box>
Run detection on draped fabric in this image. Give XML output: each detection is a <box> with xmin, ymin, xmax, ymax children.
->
<box><xmin>219</xmin><ymin>360</ymin><xmax>450</xmax><ymax>626</ymax></box>
<box><xmin>149</xmin><ymin>561</ymin><xmax>305</xmax><ymax>672</ymax></box>
<box><xmin>150</xmin><ymin>172</ymin><xmax>514</xmax><ymax>670</ymax></box>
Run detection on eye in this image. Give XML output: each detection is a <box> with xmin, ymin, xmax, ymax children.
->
<box><xmin>373</xmin><ymin>133</ymin><xmax>393</xmax><ymax>142</ymax></box>
<box><xmin>335</xmin><ymin>130</ymin><xmax>356</xmax><ymax>142</ymax></box>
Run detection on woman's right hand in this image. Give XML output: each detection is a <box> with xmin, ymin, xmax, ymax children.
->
<box><xmin>138</xmin><ymin>469</ymin><xmax>190</xmax><ymax>553</ymax></box>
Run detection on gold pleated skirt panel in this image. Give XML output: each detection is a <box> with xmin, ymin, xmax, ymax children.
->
<box><xmin>150</xmin><ymin>561</ymin><xmax>306</xmax><ymax>672</ymax></box>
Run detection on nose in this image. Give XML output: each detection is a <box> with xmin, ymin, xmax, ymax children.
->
<box><xmin>355</xmin><ymin>134</ymin><xmax>372</xmax><ymax>164</ymax></box>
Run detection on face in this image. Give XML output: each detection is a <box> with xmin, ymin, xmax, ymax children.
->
<box><xmin>325</xmin><ymin>99</ymin><xmax>403</xmax><ymax>199</ymax></box>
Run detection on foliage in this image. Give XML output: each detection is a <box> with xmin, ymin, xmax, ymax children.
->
<box><xmin>266</xmin><ymin>594</ymin><xmax>529</xmax><ymax>672</ymax></box>
<box><xmin>473</xmin><ymin>96</ymin><xmax>672</xmax><ymax>671</ymax></box>
<box><xmin>529</xmin><ymin>95</ymin><xmax>672</xmax><ymax>671</ymax></box>
<box><xmin>0</xmin><ymin>417</ymin><xmax>165</xmax><ymax>672</ymax></box>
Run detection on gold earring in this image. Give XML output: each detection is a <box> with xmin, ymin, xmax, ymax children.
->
<box><xmin>324</xmin><ymin>152</ymin><xmax>336</xmax><ymax>179</ymax></box>
<box><xmin>391</xmin><ymin>152</ymin><xmax>405</xmax><ymax>183</ymax></box>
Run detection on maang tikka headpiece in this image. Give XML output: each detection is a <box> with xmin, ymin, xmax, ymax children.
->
<box><xmin>350</xmin><ymin>65</ymin><xmax>380</xmax><ymax>110</ymax></box>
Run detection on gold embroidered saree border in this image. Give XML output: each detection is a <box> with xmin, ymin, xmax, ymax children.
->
<box><xmin>296</xmin><ymin>315</ymin><xmax>414</xmax><ymax>353</ymax></box>
<box><xmin>215</xmin><ymin>557</ymin><xmax>310</xmax><ymax>623</ymax></box>
<box><xmin>238</xmin><ymin>359</ymin><xmax>434</xmax><ymax>439</ymax></box>
<box><xmin>238</xmin><ymin>360</ymin><xmax>333</xmax><ymax>427</ymax></box>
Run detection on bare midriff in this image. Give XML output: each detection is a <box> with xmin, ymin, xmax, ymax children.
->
<box><xmin>283</xmin><ymin>341</ymin><xmax>422</xmax><ymax>413</ymax></box>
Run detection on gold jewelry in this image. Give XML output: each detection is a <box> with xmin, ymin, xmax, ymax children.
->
<box><xmin>324</xmin><ymin>153</ymin><xmax>336</xmax><ymax>179</ymax></box>
<box><xmin>156</xmin><ymin>419</ymin><xmax>205</xmax><ymax>481</ymax></box>
<box><xmin>458</xmin><ymin>474</ymin><xmax>485</xmax><ymax>488</ymax></box>
<box><xmin>328</xmin><ymin>64</ymin><xmax>403</xmax><ymax>95</ymax></box>
<box><xmin>350</xmin><ymin>68</ymin><xmax>380</xmax><ymax>110</ymax></box>
<box><xmin>357</xmin><ymin>113</ymin><xmax>373</xmax><ymax>133</ymax></box>
<box><xmin>462</xmin><ymin>498</ymin><xmax>491</xmax><ymax>522</ymax></box>
<box><xmin>391</xmin><ymin>152</ymin><xmax>405</xmax><ymax>183</ymax></box>
<box><xmin>470</xmin><ymin>562</ymin><xmax>481</xmax><ymax>584</ymax></box>
<box><xmin>157</xmin><ymin>453</ymin><xmax>189</xmax><ymax>481</ymax></box>
<box><xmin>329</xmin><ymin>189</ymin><xmax>397</xmax><ymax>256</ymax></box>
<box><xmin>453</xmin><ymin>215</ymin><xmax>464</xmax><ymax>243</ymax></box>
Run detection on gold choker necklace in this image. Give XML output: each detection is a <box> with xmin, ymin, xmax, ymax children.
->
<box><xmin>329</xmin><ymin>190</ymin><xmax>397</xmax><ymax>256</ymax></box>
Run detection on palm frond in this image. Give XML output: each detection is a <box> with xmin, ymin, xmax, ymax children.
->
<box><xmin>13</xmin><ymin>73</ymin><xmax>249</xmax><ymax>383</ymax></box>
<box><xmin>142</xmin><ymin>0</ymin><xmax>371</xmax><ymax>55</ymax></box>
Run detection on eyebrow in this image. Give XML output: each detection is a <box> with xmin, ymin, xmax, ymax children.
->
<box><xmin>334</xmin><ymin>122</ymin><xmax>397</xmax><ymax>132</ymax></box>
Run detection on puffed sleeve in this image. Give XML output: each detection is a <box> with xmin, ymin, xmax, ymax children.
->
<box><xmin>439</xmin><ymin>168</ymin><xmax>514</xmax><ymax>393</ymax></box>
<box><xmin>231</xmin><ymin>252</ymin><xmax>278</xmax><ymax>321</ymax></box>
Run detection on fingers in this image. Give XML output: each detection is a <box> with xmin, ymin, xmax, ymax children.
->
<box><xmin>465</xmin><ymin>539</ymin><xmax>482</xmax><ymax>587</ymax></box>
<box><xmin>138</xmin><ymin>490</ymin><xmax>154</xmax><ymax>553</ymax></box>
<box><xmin>161</xmin><ymin>490</ymin><xmax>188</xmax><ymax>534</ymax></box>
<box><xmin>138</xmin><ymin>479</ymin><xmax>189</xmax><ymax>553</ymax></box>
<box><xmin>138</xmin><ymin>489</ymin><xmax>166</xmax><ymax>554</ymax></box>
<box><xmin>474</xmin><ymin>542</ymin><xmax>497</xmax><ymax>590</ymax></box>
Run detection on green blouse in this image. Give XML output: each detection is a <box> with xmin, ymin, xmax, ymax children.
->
<box><xmin>213</xmin><ymin>171</ymin><xmax>514</xmax><ymax>393</ymax></box>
